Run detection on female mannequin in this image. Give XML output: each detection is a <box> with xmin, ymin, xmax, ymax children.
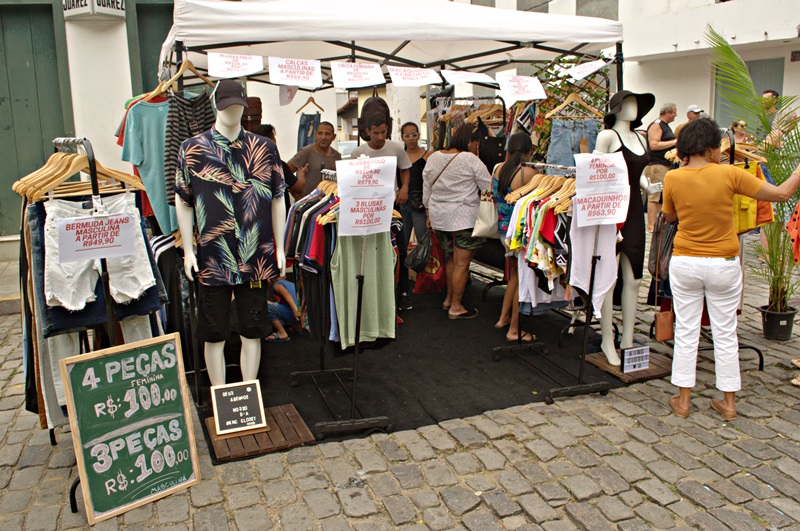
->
<box><xmin>593</xmin><ymin>91</ymin><xmax>660</xmax><ymax>365</ymax></box>
<box><xmin>175</xmin><ymin>81</ymin><xmax>286</xmax><ymax>385</ymax></box>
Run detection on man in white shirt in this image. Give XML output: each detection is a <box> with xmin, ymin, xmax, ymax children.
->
<box><xmin>351</xmin><ymin>113</ymin><xmax>414</xmax><ymax>310</ymax></box>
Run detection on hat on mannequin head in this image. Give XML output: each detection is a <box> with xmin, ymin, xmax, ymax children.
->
<box><xmin>603</xmin><ymin>90</ymin><xmax>655</xmax><ymax>129</ymax></box>
<box><xmin>214</xmin><ymin>80</ymin><xmax>249</xmax><ymax>111</ymax></box>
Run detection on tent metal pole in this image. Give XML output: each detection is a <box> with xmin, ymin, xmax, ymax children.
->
<box><xmin>615</xmin><ymin>42</ymin><xmax>624</xmax><ymax>90</ymax></box>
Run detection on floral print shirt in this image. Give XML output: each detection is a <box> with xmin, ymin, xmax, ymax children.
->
<box><xmin>175</xmin><ymin>127</ymin><xmax>285</xmax><ymax>286</ymax></box>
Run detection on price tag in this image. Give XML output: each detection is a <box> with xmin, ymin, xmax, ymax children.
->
<box><xmin>336</xmin><ymin>157</ymin><xmax>397</xmax><ymax>236</ymax></box>
<box><xmin>211</xmin><ymin>380</ymin><xmax>267</xmax><ymax>436</ymax></box>
<box><xmin>330</xmin><ymin>62</ymin><xmax>386</xmax><ymax>88</ymax></box>
<box><xmin>573</xmin><ymin>152</ymin><xmax>630</xmax><ymax>227</ymax></box>
<box><xmin>57</xmin><ymin>213</ymin><xmax>137</xmax><ymax>263</ymax></box>
<box><xmin>497</xmin><ymin>75</ymin><xmax>546</xmax><ymax>103</ymax></box>
<box><xmin>207</xmin><ymin>52</ymin><xmax>264</xmax><ymax>78</ymax></box>
<box><xmin>268</xmin><ymin>56</ymin><xmax>322</xmax><ymax>88</ymax></box>
<box><xmin>387</xmin><ymin>66</ymin><xmax>442</xmax><ymax>87</ymax></box>
<box><xmin>60</xmin><ymin>334</ymin><xmax>199</xmax><ymax>524</ymax></box>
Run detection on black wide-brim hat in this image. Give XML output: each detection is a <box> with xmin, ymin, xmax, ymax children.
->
<box><xmin>603</xmin><ymin>90</ymin><xmax>655</xmax><ymax>129</ymax></box>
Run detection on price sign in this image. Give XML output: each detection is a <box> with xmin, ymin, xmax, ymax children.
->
<box><xmin>60</xmin><ymin>334</ymin><xmax>199</xmax><ymax>524</ymax></box>
<box><xmin>57</xmin><ymin>213</ymin><xmax>137</xmax><ymax>263</ymax></box>
<box><xmin>211</xmin><ymin>380</ymin><xmax>267</xmax><ymax>435</ymax></box>
<box><xmin>336</xmin><ymin>157</ymin><xmax>397</xmax><ymax>236</ymax></box>
<box><xmin>573</xmin><ymin>152</ymin><xmax>630</xmax><ymax>227</ymax></box>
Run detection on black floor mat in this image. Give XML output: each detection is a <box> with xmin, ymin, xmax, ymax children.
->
<box><xmin>191</xmin><ymin>280</ymin><xmax>623</xmax><ymax>453</ymax></box>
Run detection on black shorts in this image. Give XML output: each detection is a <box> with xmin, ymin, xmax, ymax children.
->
<box><xmin>196</xmin><ymin>282</ymin><xmax>269</xmax><ymax>342</ymax></box>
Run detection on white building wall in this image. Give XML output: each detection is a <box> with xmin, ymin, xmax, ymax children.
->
<box><xmin>64</xmin><ymin>20</ymin><xmax>132</xmax><ymax>171</ymax></box>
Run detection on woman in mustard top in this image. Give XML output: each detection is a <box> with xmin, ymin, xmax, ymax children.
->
<box><xmin>662</xmin><ymin>118</ymin><xmax>800</xmax><ymax>421</ymax></box>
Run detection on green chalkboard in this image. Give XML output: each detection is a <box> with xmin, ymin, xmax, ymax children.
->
<box><xmin>60</xmin><ymin>333</ymin><xmax>200</xmax><ymax>524</ymax></box>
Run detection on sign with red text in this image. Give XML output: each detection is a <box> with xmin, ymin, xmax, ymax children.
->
<box><xmin>336</xmin><ymin>157</ymin><xmax>397</xmax><ymax>236</ymax></box>
<box><xmin>331</xmin><ymin>62</ymin><xmax>385</xmax><ymax>89</ymax></box>
<box><xmin>573</xmin><ymin>152</ymin><xmax>630</xmax><ymax>227</ymax></box>
<box><xmin>497</xmin><ymin>75</ymin><xmax>546</xmax><ymax>103</ymax></box>
<box><xmin>268</xmin><ymin>56</ymin><xmax>322</xmax><ymax>88</ymax></box>
<box><xmin>207</xmin><ymin>53</ymin><xmax>264</xmax><ymax>78</ymax></box>
<box><xmin>57</xmin><ymin>213</ymin><xmax>137</xmax><ymax>263</ymax></box>
<box><xmin>279</xmin><ymin>86</ymin><xmax>298</xmax><ymax>106</ymax></box>
<box><xmin>563</xmin><ymin>59</ymin><xmax>610</xmax><ymax>81</ymax></box>
<box><xmin>387</xmin><ymin>66</ymin><xmax>442</xmax><ymax>87</ymax></box>
<box><xmin>440</xmin><ymin>70</ymin><xmax>495</xmax><ymax>85</ymax></box>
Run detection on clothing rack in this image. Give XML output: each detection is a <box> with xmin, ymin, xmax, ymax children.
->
<box><xmin>431</xmin><ymin>95</ymin><xmax>507</xmax><ymax>150</ymax></box>
<box><xmin>289</xmin><ymin>169</ymin><xmax>391</xmax><ymax>438</ymax></box>
<box><xmin>493</xmin><ymin>162</ymin><xmax>609</xmax><ymax>404</ymax></box>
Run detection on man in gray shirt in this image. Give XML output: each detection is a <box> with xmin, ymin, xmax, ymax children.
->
<box><xmin>287</xmin><ymin>121</ymin><xmax>342</xmax><ymax>196</ymax></box>
<box><xmin>351</xmin><ymin>113</ymin><xmax>413</xmax><ymax>309</ymax></box>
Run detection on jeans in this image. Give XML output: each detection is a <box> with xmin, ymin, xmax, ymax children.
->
<box><xmin>297</xmin><ymin>112</ymin><xmax>321</xmax><ymax>151</ymax></box>
<box><xmin>669</xmin><ymin>256</ymin><xmax>743</xmax><ymax>392</ymax></box>
<box><xmin>401</xmin><ymin>204</ymin><xmax>428</xmax><ymax>248</ymax></box>
<box><xmin>546</xmin><ymin>118</ymin><xmax>600</xmax><ymax>174</ymax></box>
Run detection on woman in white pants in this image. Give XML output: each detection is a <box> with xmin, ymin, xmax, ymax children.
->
<box><xmin>662</xmin><ymin>118</ymin><xmax>800</xmax><ymax>420</ymax></box>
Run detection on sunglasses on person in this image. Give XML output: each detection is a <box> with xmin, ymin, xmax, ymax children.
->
<box><xmin>735</xmin><ymin>122</ymin><xmax>747</xmax><ymax>128</ymax></box>
<box><xmin>402</xmin><ymin>132</ymin><xmax>420</xmax><ymax>139</ymax></box>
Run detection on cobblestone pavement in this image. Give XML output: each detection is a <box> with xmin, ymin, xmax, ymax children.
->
<box><xmin>0</xmin><ymin>234</ymin><xmax>799</xmax><ymax>530</ymax></box>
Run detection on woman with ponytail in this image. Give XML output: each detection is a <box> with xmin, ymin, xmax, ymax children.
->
<box><xmin>492</xmin><ymin>133</ymin><xmax>537</xmax><ymax>342</ymax></box>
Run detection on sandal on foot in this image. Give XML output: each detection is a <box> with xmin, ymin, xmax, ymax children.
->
<box><xmin>448</xmin><ymin>308</ymin><xmax>479</xmax><ymax>320</ymax></box>
<box><xmin>711</xmin><ymin>399</ymin><xmax>737</xmax><ymax>421</ymax></box>
<box><xmin>266</xmin><ymin>333</ymin><xmax>290</xmax><ymax>342</ymax></box>
<box><xmin>669</xmin><ymin>395</ymin><xmax>690</xmax><ymax>418</ymax></box>
<box><xmin>442</xmin><ymin>303</ymin><xmax>451</xmax><ymax>311</ymax></box>
<box><xmin>495</xmin><ymin>320</ymin><xmax>510</xmax><ymax>329</ymax></box>
<box><xmin>791</xmin><ymin>376</ymin><xmax>800</xmax><ymax>387</ymax></box>
<box><xmin>791</xmin><ymin>359</ymin><xmax>800</xmax><ymax>370</ymax></box>
<box><xmin>507</xmin><ymin>331</ymin><xmax>536</xmax><ymax>342</ymax></box>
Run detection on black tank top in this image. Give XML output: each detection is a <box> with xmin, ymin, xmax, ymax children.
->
<box><xmin>646</xmin><ymin>119</ymin><xmax>675</xmax><ymax>166</ymax></box>
<box><xmin>408</xmin><ymin>154</ymin><xmax>427</xmax><ymax>193</ymax></box>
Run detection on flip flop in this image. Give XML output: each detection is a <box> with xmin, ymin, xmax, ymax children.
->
<box><xmin>266</xmin><ymin>333</ymin><xmax>290</xmax><ymax>342</ymax></box>
<box><xmin>791</xmin><ymin>359</ymin><xmax>800</xmax><ymax>370</ymax></box>
<box><xmin>506</xmin><ymin>331</ymin><xmax>536</xmax><ymax>342</ymax></box>
<box><xmin>495</xmin><ymin>321</ymin><xmax>510</xmax><ymax>329</ymax></box>
<box><xmin>448</xmin><ymin>308</ymin><xmax>479</xmax><ymax>320</ymax></box>
<box><xmin>443</xmin><ymin>303</ymin><xmax>452</xmax><ymax>311</ymax></box>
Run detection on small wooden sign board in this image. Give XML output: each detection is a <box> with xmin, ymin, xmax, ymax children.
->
<box><xmin>211</xmin><ymin>380</ymin><xmax>268</xmax><ymax>436</ymax></box>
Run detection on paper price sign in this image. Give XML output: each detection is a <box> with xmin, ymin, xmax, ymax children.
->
<box><xmin>387</xmin><ymin>66</ymin><xmax>442</xmax><ymax>87</ymax></box>
<box><xmin>331</xmin><ymin>62</ymin><xmax>386</xmax><ymax>88</ymax></box>
<box><xmin>440</xmin><ymin>70</ymin><xmax>495</xmax><ymax>85</ymax></box>
<box><xmin>336</xmin><ymin>157</ymin><xmax>397</xmax><ymax>236</ymax></box>
<box><xmin>58</xmin><ymin>213</ymin><xmax>137</xmax><ymax>263</ymax></box>
<box><xmin>497</xmin><ymin>75</ymin><xmax>546</xmax><ymax>103</ymax></box>
<box><xmin>207</xmin><ymin>53</ymin><xmax>264</xmax><ymax>78</ymax></box>
<box><xmin>564</xmin><ymin>59</ymin><xmax>609</xmax><ymax>81</ymax></box>
<box><xmin>60</xmin><ymin>334</ymin><xmax>199</xmax><ymax>524</ymax></box>
<box><xmin>268</xmin><ymin>56</ymin><xmax>322</xmax><ymax>88</ymax></box>
<box><xmin>573</xmin><ymin>152</ymin><xmax>630</xmax><ymax>227</ymax></box>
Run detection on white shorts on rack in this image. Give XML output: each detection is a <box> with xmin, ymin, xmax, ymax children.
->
<box><xmin>44</xmin><ymin>194</ymin><xmax>155</xmax><ymax>311</ymax></box>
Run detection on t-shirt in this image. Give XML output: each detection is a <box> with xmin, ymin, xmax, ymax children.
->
<box><xmin>122</xmin><ymin>100</ymin><xmax>179</xmax><ymax>234</ymax></box>
<box><xmin>175</xmin><ymin>127</ymin><xmax>285</xmax><ymax>286</ymax></box>
<box><xmin>350</xmin><ymin>141</ymin><xmax>412</xmax><ymax>192</ymax></box>
<box><xmin>287</xmin><ymin>144</ymin><xmax>341</xmax><ymax>196</ymax></box>
<box><xmin>662</xmin><ymin>164</ymin><xmax>765</xmax><ymax>258</ymax></box>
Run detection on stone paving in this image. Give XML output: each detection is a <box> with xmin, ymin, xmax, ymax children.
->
<box><xmin>0</xmin><ymin>233</ymin><xmax>799</xmax><ymax>530</ymax></box>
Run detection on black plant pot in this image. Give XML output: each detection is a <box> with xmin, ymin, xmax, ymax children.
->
<box><xmin>759</xmin><ymin>305</ymin><xmax>798</xmax><ymax>341</ymax></box>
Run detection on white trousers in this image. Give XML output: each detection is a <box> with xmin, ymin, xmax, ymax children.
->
<box><xmin>669</xmin><ymin>255</ymin><xmax>742</xmax><ymax>392</ymax></box>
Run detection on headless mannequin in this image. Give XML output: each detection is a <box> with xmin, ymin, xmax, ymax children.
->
<box><xmin>593</xmin><ymin>96</ymin><xmax>662</xmax><ymax>366</ymax></box>
<box><xmin>175</xmin><ymin>104</ymin><xmax>287</xmax><ymax>385</ymax></box>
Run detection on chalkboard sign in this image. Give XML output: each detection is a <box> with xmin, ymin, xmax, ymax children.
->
<box><xmin>60</xmin><ymin>333</ymin><xmax>200</xmax><ymax>524</ymax></box>
<box><xmin>211</xmin><ymin>380</ymin><xmax>267</xmax><ymax>435</ymax></box>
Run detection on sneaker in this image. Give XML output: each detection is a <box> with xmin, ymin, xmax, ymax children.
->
<box><xmin>398</xmin><ymin>292</ymin><xmax>412</xmax><ymax>311</ymax></box>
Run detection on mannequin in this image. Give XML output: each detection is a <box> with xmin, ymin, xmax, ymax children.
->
<box><xmin>593</xmin><ymin>92</ymin><xmax>661</xmax><ymax>366</ymax></box>
<box><xmin>175</xmin><ymin>81</ymin><xmax>286</xmax><ymax>385</ymax></box>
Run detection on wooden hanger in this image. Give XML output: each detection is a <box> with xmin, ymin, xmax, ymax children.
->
<box><xmin>545</xmin><ymin>93</ymin><xmax>603</xmax><ymax>119</ymax></box>
<box><xmin>141</xmin><ymin>60</ymin><xmax>214</xmax><ymax>103</ymax></box>
<box><xmin>506</xmin><ymin>173</ymin><xmax>547</xmax><ymax>204</ymax></box>
<box><xmin>720</xmin><ymin>138</ymin><xmax>767</xmax><ymax>163</ymax></box>
<box><xmin>296</xmin><ymin>96</ymin><xmax>324</xmax><ymax>114</ymax></box>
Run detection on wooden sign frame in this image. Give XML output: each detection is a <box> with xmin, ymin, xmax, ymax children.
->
<box><xmin>210</xmin><ymin>379</ymin><xmax>268</xmax><ymax>436</ymax></box>
<box><xmin>60</xmin><ymin>333</ymin><xmax>200</xmax><ymax>524</ymax></box>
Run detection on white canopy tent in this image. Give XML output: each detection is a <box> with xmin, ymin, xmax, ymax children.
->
<box><xmin>159</xmin><ymin>0</ymin><xmax>624</xmax><ymax>89</ymax></box>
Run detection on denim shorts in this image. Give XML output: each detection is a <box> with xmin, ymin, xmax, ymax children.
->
<box><xmin>268</xmin><ymin>301</ymin><xmax>299</xmax><ymax>326</ymax></box>
<box><xmin>546</xmin><ymin>118</ymin><xmax>600</xmax><ymax>174</ymax></box>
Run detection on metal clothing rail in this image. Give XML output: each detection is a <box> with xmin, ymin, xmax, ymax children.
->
<box><xmin>523</xmin><ymin>162</ymin><xmax>577</xmax><ymax>175</ymax></box>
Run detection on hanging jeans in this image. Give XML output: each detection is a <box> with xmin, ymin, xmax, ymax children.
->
<box><xmin>297</xmin><ymin>112</ymin><xmax>321</xmax><ymax>151</ymax></box>
<box><xmin>546</xmin><ymin>118</ymin><xmax>600</xmax><ymax>175</ymax></box>
<box><xmin>669</xmin><ymin>256</ymin><xmax>743</xmax><ymax>392</ymax></box>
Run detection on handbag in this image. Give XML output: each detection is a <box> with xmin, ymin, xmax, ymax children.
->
<box><xmin>407</xmin><ymin>190</ymin><xmax>424</xmax><ymax>211</ymax></box>
<box><xmin>413</xmin><ymin>230</ymin><xmax>447</xmax><ymax>294</ymax></box>
<box><xmin>404</xmin><ymin>229</ymin><xmax>431</xmax><ymax>273</ymax></box>
<box><xmin>653</xmin><ymin>212</ymin><xmax>674</xmax><ymax>342</ymax></box>
<box><xmin>648</xmin><ymin>212</ymin><xmax>677</xmax><ymax>281</ymax></box>
<box><xmin>471</xmin><ymin>189</ymin><xmax>499</xmax><ymax>238</ymax></box>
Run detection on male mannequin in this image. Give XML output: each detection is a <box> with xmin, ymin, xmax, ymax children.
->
<box><xmin>175</xmin><ymin>80</ymin><xmax>286</xmax><ymax>385</ymax></box>
<box><xmin>593</xmin><ymin>91</ymin><xmax>661</xmax><ymax>366</ymax></box>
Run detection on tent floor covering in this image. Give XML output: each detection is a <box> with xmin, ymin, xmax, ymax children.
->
<box><xmin>192</xmin><ymin>280</ymin><xmax>626</xmax><ymax>460</ymax></box>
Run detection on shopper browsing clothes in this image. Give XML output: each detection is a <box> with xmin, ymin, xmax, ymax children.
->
<box><xmin>400</xmin><ymin>121</ymin><xmax>431</xmax><ymax>266</ymax></box>
<box><xmin>492</xmin><ymin>132</ymin><xmax>537</xmax><ymax>342</ymax></box>
<box><xmin>265</xmin><ymin>277</ymin><xmax>302</xmax><ymax>342</ymax></box>
<box><xmin>662</xmin><ymin>117</ymin><xmax>800</xmax><ymax>420</ymax></box>
<box><xmin>423</xmin><ymin>124</ymin><xmax>492</xmax><ymax>319</ymax></box>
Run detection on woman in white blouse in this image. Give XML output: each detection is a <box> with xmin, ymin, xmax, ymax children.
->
<box><xmin>423</xmin><ymin>125</ymin><xmax>492</xmax><ymax>319</ymax></box>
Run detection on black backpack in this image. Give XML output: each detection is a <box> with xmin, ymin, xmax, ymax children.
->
<box><xmin>358</xmin><ymin>93</ymin><xmax>392</xmax><ymax>142</ymax></box>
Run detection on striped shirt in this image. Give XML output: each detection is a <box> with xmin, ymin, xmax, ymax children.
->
<box><xmin>164</xmin><ymin>92</ymin><xmax>215</xmax><ymax>206</ymax></box>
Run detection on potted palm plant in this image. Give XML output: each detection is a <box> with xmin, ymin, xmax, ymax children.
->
<box><xmin>707</xmin><ymin>26</ymin><xmax>800</xmax><ymax>340</ymax></box>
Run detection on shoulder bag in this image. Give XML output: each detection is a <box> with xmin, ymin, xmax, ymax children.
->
<box><xmin>471</xmin><ymin>162</ymin><xmax>507</xmax><ymax>239</ymax></box>
<box><xmin>653</xmin><ymin>213</ymin><xmax>675</xmax><ymax>342</ymax></box>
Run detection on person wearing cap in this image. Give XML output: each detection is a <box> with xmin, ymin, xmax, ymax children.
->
<box><xmin>590</xmin><ymin>90</ymin><xmax>662</xmax><ymax>367</ymax></box>
<box><xmin>674</xmin><ymin>104</ymin><xmax>704</xmax><ymax>138</ymax></box>
<box><xmin>644</xmin><ymin>102</ymin><xmax>678</xmax><ymax>232</ymax></box>
<box><xmin>174</xmin><ymin>79</ymin><xmax>287</xmax><ymax>387</ymax></box>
